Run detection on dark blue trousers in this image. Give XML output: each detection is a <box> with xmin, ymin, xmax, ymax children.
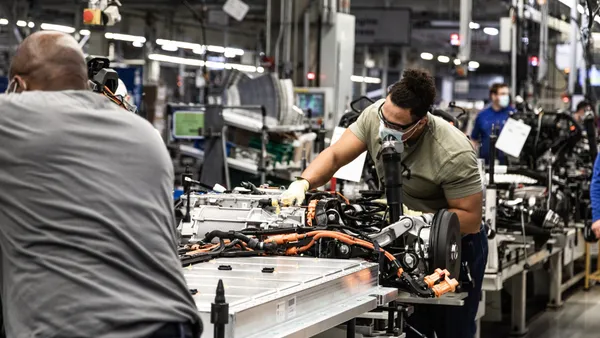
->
<box><xmin>406</xmin><ymin>227</ymin><xmax>489</xmax><ymax>338</ymax></box>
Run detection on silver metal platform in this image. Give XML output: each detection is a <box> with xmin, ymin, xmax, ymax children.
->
<box><xmin>184</xmin><ymin>256</ymin><xmax>397</xmax><ymax>338</ymax></box>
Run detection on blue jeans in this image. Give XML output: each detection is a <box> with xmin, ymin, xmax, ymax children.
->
<box><xmin>406</xmin><ymin>226</ymin><xmax>489</xmax><ymax>338</ymax></box>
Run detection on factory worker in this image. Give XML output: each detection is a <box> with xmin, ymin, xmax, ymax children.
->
<box><xmin>281</xmin><ymin>69</ymin><xmax>486</xmax><ymax>338</ymax></box>
<box><xmin>0</xmin><ymin>31</ymin><xmax>201</xmax><ymax>338</ymax></box>
<box><xmin>471</xmin><ymin>83</ymin><xmax>515</xmax><ymax>164</ymax></box>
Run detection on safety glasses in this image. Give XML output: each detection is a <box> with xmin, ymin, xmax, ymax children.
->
<box><xmin>377</xmin><ymin>103</ymin><xmax>420</xmax><ymax>131</ymax></box>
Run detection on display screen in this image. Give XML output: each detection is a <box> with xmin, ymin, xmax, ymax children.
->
<box><xmin>172</xmin><ymin>111</ymin><xmax>205</xmax><ymax>139</ymax></box>
<box><xmin>296</xmin><ymin>92</ymin><xmax>325</xmax><ymax>118</ymax></box>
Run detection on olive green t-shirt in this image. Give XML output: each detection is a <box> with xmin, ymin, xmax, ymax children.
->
<box><xmin>349</xmin><ymin>99</ymin><xmax>482</xmax><ymax>213</ymax></box>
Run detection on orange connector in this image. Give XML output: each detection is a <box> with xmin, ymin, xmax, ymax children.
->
<box><xmin>432</xmin><ymin>277</ymin><xmax>459</xmax><ymax>297</ymax></box>
<box><xmin>306</xmin><ymin>200</ymin><xmax>318</xmax><ymax>226</ymax></box>
<box><xmin>424</xmin><ymin>268</ymin><xmax>450</xmax><ymax>288</ymax></box>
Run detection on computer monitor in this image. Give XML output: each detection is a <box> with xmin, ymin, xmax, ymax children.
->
<box><xmin>296</xmin><ymin>92</ymin><xmax>325</xmax><ymax>118</ymax></box>
<box><xmin>167</xmin><ymin>104</ymin><xmax>206</xmax><ymax>140</ymax></box>
<box><xmin>294</xmin><ymin>87</ymin><xmax>334</xmax><ymax>128</ymax></box>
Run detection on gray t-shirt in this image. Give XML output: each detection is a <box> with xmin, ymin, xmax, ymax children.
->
<box><xmin>0</xmin><ymin>91</ymin><xmax>200</xmax><ymax>338</ymax></box>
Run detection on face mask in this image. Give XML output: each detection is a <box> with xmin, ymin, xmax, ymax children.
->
<box><xmin>379</xmin><ymin>120</ymin><xmax>404</xmax><ymax>142</ymax></box>
<box><xmin>378</xmin><ymin>119</ymin><xmax>422</xmax><ymax>142</ymax></box>
<box><xmin>498</xmin><ymin>95</ymin><xmax>510</xmax><ymax>108</ymax></box>
<box><xmin>6</xmin><ymin>78</ymin><xmax>26</xmax><ymax>94</ymax></box>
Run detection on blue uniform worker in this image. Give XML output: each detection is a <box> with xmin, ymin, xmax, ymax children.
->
<box><xmin>470</xmin><ymin>83</ymin><xmax>515</xmax><ymax>164</ymax></box>
<box><xmin>591</xmin><ymin>154</ymin><xmax>600</xmax><ymax>239</ymax></box>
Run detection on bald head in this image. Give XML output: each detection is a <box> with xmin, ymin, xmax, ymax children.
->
<box><xmin>9</xmin><ymin>31</ymin><xmax>89</xmax><ymax>92</ymax></box>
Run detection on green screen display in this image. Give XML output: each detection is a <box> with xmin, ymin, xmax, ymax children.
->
<box><xmin>173</xmin><ymin>111</ymin><xmax>205</xmax><ymax>138</ymax></box>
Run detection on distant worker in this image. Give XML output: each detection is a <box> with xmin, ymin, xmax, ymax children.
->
<box><xmin>591</xmin><ymin>150</ymin><xmax>600</xmax><ymax>242</ymax></box>
<box><xmin>470</xmin><ymin>83</ymin><xmax>515</xmax><ymax>164</ymax></box>
<box><xmin>574</xmin><ymin>100</ymin><xmax>592</xmax><ymax>124</ymax></box>
<box><xmin>0</xmin><ymin>32</ymin><xmax>201</xmax><ymax>337</ymax></box>
<box><xmin>281</xmin><ymin>69</ymin><xmax>486</xmax><ymax>338</ymax></box>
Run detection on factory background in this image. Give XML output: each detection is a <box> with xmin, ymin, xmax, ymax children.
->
<box><xmin>1</xmin><ymin>1</ymin><xmax>600</xmax><ymax>338</ymax></box>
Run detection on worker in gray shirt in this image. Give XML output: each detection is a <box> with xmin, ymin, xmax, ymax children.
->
<box><xmin>0</xmin><ymin>32</ymin><xmax>201</xmax><ymax>338</ymax></box>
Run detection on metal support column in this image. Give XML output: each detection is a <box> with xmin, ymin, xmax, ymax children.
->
<box><xmin>283</xmin><ymin>0</ymin><xmax>293</xmax><ymax>66</ymax></box>
<box><xmin>361</xmin><ymin>47</ymin><xmax>368</xmax><ymax>96</ymax></box>
<box><xmin>303</xmin><ymin>10</ymin><xmax>310</xmax><ymax>87</ymax></box>
<box><xmin>537</xmin><ymin>0</ymin><xmax>549</xmax><ymax>84</ymax></box>
<box><xmin>381</xmin><ymin>46</ymin><xmax>389</xmax><ymax>95</ymax></box>
<box><xmin>568</xmin><ymin>0</ymin><xmax>579</xmax><ymax>95</ymax></box>
<box><xmin>266</xmin><ymin>0</ymin><xmax>272</xmax><ymax>56</ymax></box>
<box><xmin>510</xmin><ymin>271</ymin><xmax>528</xmax><ymax>336</ymax></box>
<box><xmin>548</xmin><ymin>252</ymin><xmax>563</xmax><ymax>308</ymax></box>
<box><xmin>511</xmin><ymin>0</ymin><xmax>519</xmax><ymax>98</ymax></box>
<box><xmin>458</xmin><ymin>0</ymin><xmax>472</xmax><ymax>63</ymax></box>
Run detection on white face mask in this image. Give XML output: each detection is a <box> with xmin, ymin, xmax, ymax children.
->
<box><xmin>378</xmin><ymin>118</ymin><xmax>422</xmax><ymax>142</ymax></box>
<box><xmin>498</xmin><ymin>95</ymin><xmax>510</xmax><ymax>108</ymax></box>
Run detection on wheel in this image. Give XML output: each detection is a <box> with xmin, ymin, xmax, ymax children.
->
<box><xmin>430</xmin><ymin>209</ymin><xmax>462</xmax><ymax>279</ymax></box>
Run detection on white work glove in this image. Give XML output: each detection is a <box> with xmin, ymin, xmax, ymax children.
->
<box><xmin>280</xmin><ymin>179</ymin><xmax>310</xmax><ymax>206</ymax></box>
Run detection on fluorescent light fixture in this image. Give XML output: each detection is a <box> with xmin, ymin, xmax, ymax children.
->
<box><xmin>156</xmin><ymin>39</ymin><xmax>200</xmax><ymax>50</ymax></box>
<box><xmin>350</xmin><ymin>75</ymin><xmax>381</xmax><ymax>84</ymax></box>
<box><xmin>147</xmin><ymin>54</ymin><xmax>261</xmax><ymax>73</ymax></box>
<box><xmin>149</xmin><ymin>54</ymin><xmax>204</xmax><ymax>66</ymax></box>
<box><xmin>453</xmin><ymin>59</ymin><xmax>461</xmax><ymax>65</ymax></box>
<box><xmin>483</xmin><ymin>27</ymin><xmax>499</xmax><ymax>36</ymax></box>
<box><xmin>469</xmin><ymin>22</ymin><xmax>480</xmax><ymax>29</ymax></box>
<box><xmin>437</xmin><ymin>55</ymin><xmax>450</xmax><ymax>63</ymax></box>
<box><xmin>27</xmin><ymin>21</ymin><xmax>35</xmax><ymax>28</ymax></box>
<box><xmin>207</xmin><ymin>45</ymin><xmax>226</xmax><ymax>53</ymax></box>
<box><xmin>420</xmin><ymin>52</ymin><xmax>434</xmax><ymax>60</ymax></box>
<box><xmin>193</xmin><ymin>46</ymin><xmax>206</xmax><ymax>55</ymax></box>
<box><xmin>224</xmin><ymin>47</ymin><xmax>244</xmax><ymax>56</ymax></box>
<box><xmin>132</xmin><ymin>41</ymin><xmax>144</xmax><ymax>48</ymax></box>
<box><xmin>40</xmin><ymin>23</ymin><xmax>76</xmax><ymax>33</ymax></box>
<box><xmin>468</xmin><ymin>61</ymin><xmax>480</xmax><ymax>69</ymax></box>
<box><xmin>79</xmin><ymin>29</ymin><xmax>91</xmax><ymax>36</ymax></box>
<box><xmin>578</xmin><ymin>4</ymin><xmax>584</xmax><ymax>14</ymax></box>
<box><xmin>161</xmin><ymin>44</ymin><xmax>178</xmax><ymax>52</ymax></box>
<box><xmin>0</xmin><ymin>18</ymin><xmax>8</xmax><ymax>25</ymax></box>
<box><xmin>16</xmin><ymin>20</ymin><xmax>27</xmax><ymax>27</ymax></box>
<box><xmin>105</xmin><ymin>32</ymin><xmax>146</xmax><ymax>43</ymax></box>
<box><xmin>224</xmin><ymin>50</ymin><xmax>236</xmax><ymax>58</ymax></box>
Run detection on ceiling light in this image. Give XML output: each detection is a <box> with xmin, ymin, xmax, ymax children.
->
<box><xmin>161</xmin><ymin>44</ymin><xmax>178</xmax><ymax>52</ymax></box>
<box><xmin>420</xmin><ymin>52</ymin><xmax>434</xmax><ymax>60</ymax></box>
<box><xmin>453</xmin><ymin>59</ymin><xmax>461</xmax><ymax>65</ymax></box>
<box><xmin>193</xmin><ymin>46</ymin><xmax>206</xmax><ymax>55</ymax></box>
<box><xmin>468</xmin><ymin>61</ymin><xmax>480</xmax><ymax>69</ymax></box>
<box><xmin>149</xmin><ymin>54</ymin><xmax>204</xmax><ymax>66</ymax></box>
<box><xmin>16</xmin><ymin>20</ymin><xmax>27</xmax><ymax>27</ymax></box>
<box><xmin>79</xmin><ymin>29</ymin><xmax>91</xmax><ymax>36</ymax></box>
<box><xmin>156</xmin><ymin>39</ymin><xmax>200</xmax><ymax>50</ymax></box>
<box><xmin>224</xmin><ymin>47</ymin><xmax>244</xmax><ymax>56</ymax></box>
<box><xmin>483</xmin><ymin>27</ymin><xmax>499</xmax><ymax>36</ymax></box>
<box><xmin>207</xmin><ymin>45</ymin><xmax>225</xmax><ymax>53</ymax></box>
<box><xmin>40</xmin><ymin>23</ymin><xmax>76</xmax><ymax>33</ymax></box>
<box><xmin>469</xmin><ymin>22</ymin><xmax>480</xmax><ymax>29</ymax></box>
<box><xmin>147</xmin><ymin>54</ymin><xmax>262</xmax><ymax>73</ymax></box>
<box><xmin>132</xmin><ymin>41</ymin><xmax>144</xmax><ymax>48</ymax></box>
<box><xmin>350</xmin><ymin>75</ymin><xmax>381</xmax><ymax>84</ymax></box>
<box><xmin>105</xmin><ymin>32</ymin><xmax>146</xmax><ymax>43</ymax></box>
<box><xmin>28</xmin><ymin>21</ymin><xmax>34</xmax><ymax>28</ymax></box>
<box><xmin>224</xmin><ymin>50</ymin><xmax>236</xmax><ymax>58</ymax></box>
<box><xmin>577</xmin><ymin>4</ymin><xmax>584</xmax><ymax>14</ymax></box>
<box><xmin>0</xmin><ymin>19</ymin><xmax>8</xmax><ymax>25</ymax></box>
<box><xmin>437</xmin><ymin>55</ymin><xmax>450</xmax><ymax>63</ymax></box>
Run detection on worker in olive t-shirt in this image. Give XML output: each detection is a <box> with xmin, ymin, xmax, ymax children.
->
<box><xmin>281</xmin><ymin>69</ymin><xmax>487</xmax><ymax>338</ymax></box>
